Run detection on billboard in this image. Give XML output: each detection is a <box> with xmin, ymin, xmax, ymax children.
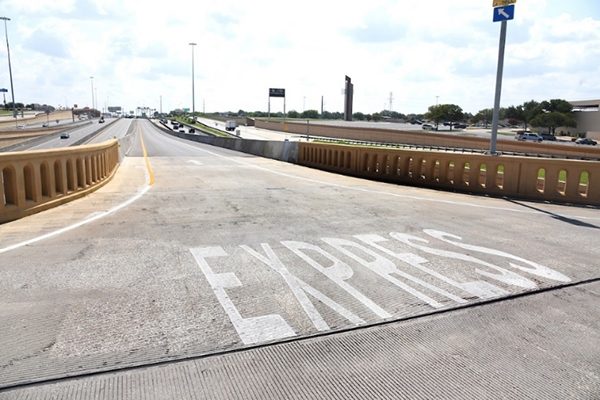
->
<box><xmin>269</xmin><ymin>88</ymin><xmax>285</xmax><ymax>98</ymax></box>
<box><xmin>108</xmin><ymin>106</ymin><xmax>122</xmax><ymax>112</ymax></box>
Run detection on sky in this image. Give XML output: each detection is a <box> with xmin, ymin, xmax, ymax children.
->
<box><xmin>0</xmin><ymin>0</ymin><xmax>599</xmax><ymax>116</ymax></box>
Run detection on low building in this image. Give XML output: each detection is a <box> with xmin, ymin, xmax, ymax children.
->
<box><xmin>570</xmin><ymin>99</ymin><xmax>600</xmax><ymax>139</ymax></box>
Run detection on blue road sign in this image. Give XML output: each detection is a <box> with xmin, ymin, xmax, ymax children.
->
<box><xmin>0</xmin><ymin>88</ymin><xmax>8</xmax><ymax>92</ymax></box>
<box><xmin>493</xmin><ymin>4</ymin><xmax>515</xmax><ymax>22</ymax></box>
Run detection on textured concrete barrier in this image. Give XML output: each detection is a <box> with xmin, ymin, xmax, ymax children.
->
<box><xmin>298</xmin><ymin>142</ymin><xmax>600</xmax><ymax>206</ymax></box>
<box><xmin>0</xmin><ymin>140</ymin><xmax>120</xmax><ymax>223</ymax></box>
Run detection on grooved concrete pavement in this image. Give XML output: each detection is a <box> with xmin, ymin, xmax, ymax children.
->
<box><xmin>1</xmin><ymin>281</ymin><xmax>598</xmax><ymax>399</ymax></box>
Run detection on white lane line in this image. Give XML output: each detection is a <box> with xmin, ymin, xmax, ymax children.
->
<box><xmin>166</xmin><ymin>137</ymin><xmax>600</xmax><ymax>221</ymax></box>
<box><xmin>0</xmin><ymin>185</ymin><xmax>151</xmax><ymax>254</ymax></box>
<box><xmin>188</xmin><ymin>160</ymin><xmax>203</xmax><ymax>165</ymax></box>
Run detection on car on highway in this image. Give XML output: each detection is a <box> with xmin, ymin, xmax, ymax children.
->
<box><xmin>539</xmin><ymin>133</ymin><xmax>556</xmax><ymax>141</ymax></box>
<box><xmin>17</xmin><ymin>125</ymin><xmax>25</xmax><ymax>129</ymax></box>
<box><xmin>422</xmin><ymin>124</ymin><xmax>435</xmax><ymax>130</ymax></box>
<box><xmin>60</xmin><ymin>133</ymin><xmax>70</xmax><ymax>139</ymax></box>
<box><xmin>515</xmin><ymin>132</ymin><xmax>542</xmax><ymax>142</ymax></box>
<box><xmin>575</xmin><ymin>138</ymin><xmax>597</xmax><ymax>145</ymax></box>
<box><xmin>42</xmin><ymin>123</ymin><xmax>49</xmax><ymax>127</ymax></box>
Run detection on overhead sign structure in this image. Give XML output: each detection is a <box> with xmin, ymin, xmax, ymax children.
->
<box><xmin>492</xmin><ymin>0</ymin><xmax>516</xmax><ymax>6</ymax></box>
<box><xmin>269</xmin><ymin>88</ymin><xmax>285</xmax><ymax>98</ymax></box>
<box><xmin>268</xmin><ymin>88</ymin><xmax>286</xmax><ymax>121</ymax></box>
<box><xmin>493</xmin><ymin>4</ymin><xmax>515</xmax><ymax>22</ymax></box>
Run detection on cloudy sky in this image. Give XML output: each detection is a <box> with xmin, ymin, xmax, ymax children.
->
<box><xmin>1</xmin><ymin>0</ymin><xmax>599</xmax><ymax>115</ymax></box>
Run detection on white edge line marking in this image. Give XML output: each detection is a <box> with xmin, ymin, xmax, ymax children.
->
<box><xmin>0</xmin><ymin>185</ymin><xmax>151</xmax><ymax>254</ymax></box>
<box><xmin>163</xmin><ymin>134</ymin><xmax>600</xmax><ymax>221</ymax></box>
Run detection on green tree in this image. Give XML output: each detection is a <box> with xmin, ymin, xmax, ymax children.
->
<box><xmin>287</xmin><ymin>110</ymin><xmax>299</xmax><ymax>118</ymax></box>
<box><xmin>505</xmin><ymin>100</ymin><xmax>541</xmax><ymax>128</ymax></box>
<box><xmin>372</xmin><ymin>112</ymin><xmax>381</xmax><ymax>122</ymax></box>
<box><xmin>353</xmin><ymin>112</ymin><xmax>365</xmax><ymax>120</ymax></box>
<box><xmin>473</xmin><ymin>108</ymin><xmax>494</xmax><ymax>128</ymax></box>
<box><xmin>529</xmin><ymin>99</ymin><xmax>576</xmax><ymax>134</ymax></box>
<box><xmin>530</xmin><ymin>112</ymin><xmax>576</xmax><ymax>134</ymax></box>
<box><xmin>301</xmin><ymin>109</ymin><xmax>320</xmax><ymax>119</ymax></box>
<box><xmin>425</xmin><ymin>104</ymin><xmax>464</xmax><ymax>130</ymax></box>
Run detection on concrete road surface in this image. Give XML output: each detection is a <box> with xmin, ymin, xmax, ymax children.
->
<box><xmin>1</xmin><ymin>119</ymin><xmax>598</xmax><ymax>398</ymax></box>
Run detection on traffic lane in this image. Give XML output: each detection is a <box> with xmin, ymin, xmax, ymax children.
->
<box><xmin>128</xmin><ymin>118</ymin><xmax>234</xmax><ymax>157</ymax></box>
<box><xmin>89</xmin><ymin>118</ymin><xmax>132</xmax><ymax>144</ymax></box>
<box><xmin>1</xmin><ymin>127</ymin><xmax>598</xmax><ymax>385</ymax></box>
<box><xmin>24</xmin><ymin>120</ymin><xmax>108</xmax><ymax>150</ymax></box>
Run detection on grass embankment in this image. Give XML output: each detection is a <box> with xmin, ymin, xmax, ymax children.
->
<box><xmin>173</xmin><ymin>117</ymin><xmax>230</xmax><ymax>137</ymax></box>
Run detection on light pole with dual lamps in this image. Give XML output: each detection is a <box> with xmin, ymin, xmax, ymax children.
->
<box><xmin>1</xmin><ymin>16</ymin><xmax>17</xmax><ymax>128</ymax></box>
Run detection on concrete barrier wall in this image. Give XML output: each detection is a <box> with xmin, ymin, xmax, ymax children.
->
<box><xmin>162</xmin><ymin>130</ymin><xmax>299</xmax><ymax>163</ymax></box>
<box><xmin>0</xmin><ymin>140</ymin><xmax>120</xmax><ymax>223</ymax></box>
<box><xmin>298</xmin><ymin>142</ymin><xmax>600</xmax><ymax>206</ymax></box>
<box><xmin>256</xmin><ymin>119</ymin><xmax>600</xmax><ymax>159</ymax></box>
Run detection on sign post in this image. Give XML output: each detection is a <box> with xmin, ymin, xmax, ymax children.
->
<box><xmin>489</xmin><ymin>0</ymin><xmax>516</xmax><ymax>155</ymax></box>
<box><xmin>0</xmin><ymin>88</ymin><xmax>7</xmax><ymax>108</ymax></box>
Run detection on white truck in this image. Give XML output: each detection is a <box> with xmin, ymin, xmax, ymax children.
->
<box><xmin>225</xmin><ymin>120</ymin><xmax>237</xmax><ymax>131</ymax></box>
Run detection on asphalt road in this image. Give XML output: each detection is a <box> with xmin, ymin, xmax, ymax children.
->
<box><xmin>22</xmin><ymin>118</ymin><xmax>120</xmax><ymax>150</ymax></box>
<box><xmin>0</xmin><ymin>119</ymin><xmax>598</xmax><ymax>397</ymax></box>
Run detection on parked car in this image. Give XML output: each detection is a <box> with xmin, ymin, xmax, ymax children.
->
<box><xmin>539</xmin><ymin>133</ymin><xmax>556</xmax><ymax>141</ymax></box>
<box><xmin>515</xmin><ymin>132</ymin><xmax>542</xmax><ymax>142</ymax></box>
<box><xmin>453</xmin><ymin>123</ymin><xmax>468</xmax><ymax>129</ymax></box>
<box><xmin>422</xmin><ymin>124</ymin><xmax>435</xmax><ymax>130</ymax></box>
<box><xmin>60</xmin><ymin>133</ymin><xmax>70</xmax><ymax>139</ymax></box>
<box><xmin>575</xmin><ymin>138</ymin><xmax>597</xmax><ymax>146</ymax></box>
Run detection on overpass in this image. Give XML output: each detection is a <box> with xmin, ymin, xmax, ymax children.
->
<box><xmin>0</xmin><ymin>119</ymin><xmax>599</xmax><ymax>398</ymax></box>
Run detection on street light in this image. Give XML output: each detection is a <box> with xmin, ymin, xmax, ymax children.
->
<box><xmin>90</xmin><ymin>76</ymin><xmax>94</xmax><ymax>110</ymax></box>
<box><xmin>189</xmin><ymin>42</ymin><xmax>196</xmax><ymax>121</ymax></box>
<box><xmin>1</xmin><ymin>16</ymin><xmax>17</xmax><ymax>128</ymax></box>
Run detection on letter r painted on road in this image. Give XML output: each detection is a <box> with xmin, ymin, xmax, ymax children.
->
<box><xmin>190</xmin><ymin>246</ymin><xmax>296</xmax><ymax>345</ymax></box>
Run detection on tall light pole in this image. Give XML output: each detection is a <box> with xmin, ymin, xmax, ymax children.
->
<box><xmin>189</xmin><ymin>42</ymin><xmax>196</xmax><ymax>121</ymax></box>
<box><xmin>1</xmin><ymin>17</ymin><xmax>17</xmax><ymax>127</ymax></box>
<box><xmin>159</xmin><ymin>95</ymin><xmax>162</xmax><ymax>114</ymax></box>
<box><xmin>90</xmin><ymin>76</ymin><xmax>94</xmax><ymax>110</ymax></box>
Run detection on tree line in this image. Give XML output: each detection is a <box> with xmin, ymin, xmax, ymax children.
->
<box><xmin>208</xmin><ymin>98</ymin><xmax>578</xmax><ymax>135</ymax></box>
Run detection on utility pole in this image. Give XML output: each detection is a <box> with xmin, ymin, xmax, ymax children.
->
<box><xmin>189</xmin><ymin>42</ymin><xmax>196</xmax><ymax>121</ymax></box>
<box><xmin>321</xmin><ymin>95</ymin><xmax>324</xmax><ymax>118</ymax></box>
<box><xmin>389</xmin><ymin>92</ymin><xmax>394</xmax><ymax>113</ymax></box>
<box><xmin>1</xmin><ymin>17</ymin><xmax>17</xmax><ymax>127</ymax></box>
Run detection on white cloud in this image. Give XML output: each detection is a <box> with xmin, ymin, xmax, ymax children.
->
<box><xmin>0</xmin><ymin>0</ymin><xmax>598</xmax><ymax>115</ymax></box>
